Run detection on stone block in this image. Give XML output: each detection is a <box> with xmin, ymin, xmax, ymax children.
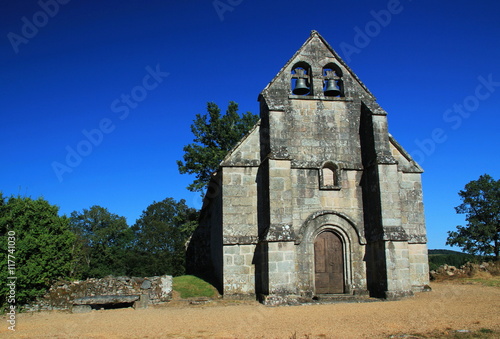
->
<box><xmin>277</xmin><ymin>260</ymin><xmax>294</xmax><ymax>273</ymax></box>
<box><xmin>231</xmin><ymin>197</ymin><xmax>256</xmax><ymax>207</ymax></box>
<box><xmin>133</xmin><ymin>294</ymin><xmax>149</xmax><ymax>309</ymax></box>
<box><xmin>224</xmin><ymin>245</ymin><xmax>239</xmax><ymax>255</ymax></box>
<box><xmin>73</xmin><ymin>295</ymin><xmax>139</xmax><ymax>305</ymax></box>
<box><xmin>268</xmin><ymin>251</ymin><xmax>284</xmax><ymax>262</ymax></box>
<box><xmin>233</xmin><ymin>254</ymin><xmax>245</xmax><ymax>266</ymax></box>
<box><xmin>224</xmin><ymin>186</ymin><xmax>247</xmax><ymax>197</ymax></box>
<box><xmin>243</xmin><ymin>174</ymin><xmax>258</xmax><ymax>185</ymax></box>
<box><xmin>159</xmin><ymin>275</ymin><xmax>173</xmax><ymax>300</ymax></box>
<box><xmin>244</xmin><ymin>254</ymin><xmax>254</xmax><ymax>266</ymax></box>
<box><xmin>284</xmin><ymin>251</ymin><xmax>295</xmax><ymax>261</ymax></box>
<box><xmin>270</xmin><ymin>178</ymin><xmax>285</xmax><ymax>191</ymax></box>
<box><xmin>230</xmin><ymin>174</ymin><xmax>242</xmax><ymax>185</ymax></box>
<box><xmin>269</xmin><ymin>272</ymin><xmax>289</xmax><ymax>285</ymax></box>
<box><xmin>225</xmin><ymin>265</ymin><xmax>250</xmax><ymax>275</ymax></box>
<box><xmin>240</xmin><ymin>245</ymin><xmax>255</xmax><ymax>254</ymax></box>
<box><xmin>268</xmin><ymin>262</ymin><xmax>277</xmax><ymax>273</ymax></box>
<box><xmin>72</xmin><ymin>305</ymin><xmax>91</xmax><ymax>313</ymax></box>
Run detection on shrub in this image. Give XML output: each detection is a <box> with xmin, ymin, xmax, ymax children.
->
<box><xmin>0</xmin><ymin>195</ymin><xmax>76</xmax><ymax>308</ymax></box>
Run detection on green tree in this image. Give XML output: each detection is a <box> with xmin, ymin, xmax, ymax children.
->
<box><xmin>0</xmin><ymin>195</ymin><xmax>76</xmax><ymax>307</ymax></box>
<box><xmin>177</xmin><ymin>101</ymin><xmax>259</xmax><ymax>193</ymax></box>
<box><xmin>130</xmin><ymin>198</ymin><xmax>199</xmax><ymax>276</ymax></box>
<box><xmin>69</xmin><ymin>206</ymin><xmax>133</xmax><ymax>278</ymax></box>
<box><xmin>446</xmin><ymin>174</ymin><xmax>500</xmax><ymax>259</ymax></box>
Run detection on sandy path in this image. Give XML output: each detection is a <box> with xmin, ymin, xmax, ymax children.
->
<box><xmin>2</xmin><ymin>282</ymin><xmax>499</xmax><ymax>338</ymax></box>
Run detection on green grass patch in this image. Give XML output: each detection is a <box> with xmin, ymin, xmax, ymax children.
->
<box><xmin>387</xmin><ymin>328</ymin><xmax>498</xmax><ymax>338</ymax></box>
<box><xmin>462</xmin><ymin>276</ymin><xmax>500</xmax><ymax>288</ymax></box>
<box><xmin>172</xmin><ymin>275</ymin><xmax>218</xmax><ymax>299</ymax></box>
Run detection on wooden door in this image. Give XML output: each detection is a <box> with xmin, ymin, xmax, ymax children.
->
<box><xmin>314</xmin><ymin>231</ymin><xmax>344</xmax><ymax>294</ymax></box>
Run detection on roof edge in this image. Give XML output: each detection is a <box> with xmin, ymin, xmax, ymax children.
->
<box><xmin>389</xmin><ymin>134</ymin><xmax>424</xmax><ymax>173</ymax></box>
<box><xmin>220</xmin><ymin>120</ymin><xmax>261</xmax><ymax>166</ymax></box>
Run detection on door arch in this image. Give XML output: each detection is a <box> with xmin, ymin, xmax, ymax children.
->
<box><xmin>314</xmin><ymin>231</ymin><xmax>345</xmax><ymax>294</ymax></box>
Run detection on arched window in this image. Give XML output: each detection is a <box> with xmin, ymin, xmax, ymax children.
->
<box><xmin>319</xmin><ymin>162</ymin><xmax>341</xmax><ymax>190</ymax></box>
<box><xmin>323</xmin><ymin>63</ymin><xmax>344</xmax><ymax>97</ymax></box>
<box><xmin>291</xmin><ymin>62</ymin><xmax>312</xmax><ymax>96</ymax></box>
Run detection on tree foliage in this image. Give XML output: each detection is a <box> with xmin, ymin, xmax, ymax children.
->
<box><xmin>0</xmin><ymin>194</ymin><xmax>200</xmax><ymax>308</ymax></box>
<box><xmin>129</xmin><ymin>198</ymin><xmax>198</xmax><ymax>276</ymax></box>
<box><xmin>177</xmin><ymin>101</ymin><xmax>259</xmax><ymax>193</ymax></box>
<box><xmin>428</xmin><ymin>252</ymin><xmax>474</xmax><ymax>271</ymax></box>
<box><xmin>0</xmin><ymin>195</ymin><xmax>76</xmax><ymax>306</ymax></box>
<box><xmin>446</xmin><ymin>174</ymin><xmax>500</xmax><ymax>259</ymax></box>
<box><xmin>69</xmin><ymin>205</ymin><xmax>133</xmax><ymax>278</ymax></box>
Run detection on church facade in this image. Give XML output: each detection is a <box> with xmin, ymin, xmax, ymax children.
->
<box><xmin>187</xmin><ymin>31</ymin><xmax>429</xmax><ymax>303</ymax></box>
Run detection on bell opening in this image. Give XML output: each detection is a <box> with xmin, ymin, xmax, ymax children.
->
<box><xmin>323</xmin><ymin>65</ymin><xmax>343</xmax><ymax>97</ymax></box>
<box><xmin>291</xmin><ymin>64</ymin><xmax>311</xmax><ymax>96</ymax></box>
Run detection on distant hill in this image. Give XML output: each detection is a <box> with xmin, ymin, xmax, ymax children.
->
<box><xmin>427</xmin><ymin>249</ymin><xmax>473</xmax><ymax>271</ymax></box>
<box><xmin>428</xmin><ymin>249</ymin><xmax>467</xmax><ymax>256</ymax></box>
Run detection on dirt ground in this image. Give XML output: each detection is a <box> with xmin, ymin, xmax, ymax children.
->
<box><xmin>2</xmin><ymin>282</ymin><xmax>499</xmax><ymax>338</ymax></box>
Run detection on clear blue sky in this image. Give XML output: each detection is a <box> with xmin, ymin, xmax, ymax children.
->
<box><xmin>1</xmin><ymin>0</ymin><xmax>499</xmax><ymax>250</ymax></box>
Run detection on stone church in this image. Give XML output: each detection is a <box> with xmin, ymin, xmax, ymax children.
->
<box><xmin>187</xmin><ymin>31</ymin><xmax>429</xmax><ymax>303</ymax></box>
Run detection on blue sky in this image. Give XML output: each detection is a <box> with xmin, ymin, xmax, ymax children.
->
<box><xmin>1</xmin><ymin>0</ymin><xmax>499</xmax><ymax>250</ymax></box>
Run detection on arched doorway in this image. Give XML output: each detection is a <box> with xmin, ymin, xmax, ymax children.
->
<box><xmin>314</xmin><ymin>231</ymin><xmax>345</xmax><ymax>294</ymax></box>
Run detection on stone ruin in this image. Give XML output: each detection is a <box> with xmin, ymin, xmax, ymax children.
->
<box><xmin>25</xmin><ymin>275</ymin><xmax>173</xmax><ymax>312</ymax></box>
<box><xmin>430</xmin><ymin>261</ymin><xmax>499</xmax><ymax>280</ymax></box>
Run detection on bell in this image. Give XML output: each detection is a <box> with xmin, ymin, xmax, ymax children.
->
<box><xmin>324</xmin><ymin>79</ymin><xmax>341</xmax><ymax>96</ymax></box>
<box><xmin>293</xmin><ymin>78</ymin><xmax>310</xmax><ymax>95</ymax></box>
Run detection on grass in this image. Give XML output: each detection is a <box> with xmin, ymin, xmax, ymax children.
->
<box><xmin>462</xmin><ymin>276</ymin><xmax>500</xmax><ymax>288</ymax></box>
<box><xmin>172</xmin><ymin>275</ymin><xmax>218</xmax><ymax>299</ymax></box>
<box><xmin>389</xmin><ymin>328</ymin><xmax>498</xmax><ymax>338</ymax></box>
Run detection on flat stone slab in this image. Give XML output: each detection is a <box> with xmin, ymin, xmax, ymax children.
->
<box><xmin>73</xmin><ymin>295</ymin><xmax>139</xmax><ymax>305</ymax></box>
<box><xmin>72</xmin><ymin>305</ymin><xmax>92</xmax><ymax>313</ymax></box>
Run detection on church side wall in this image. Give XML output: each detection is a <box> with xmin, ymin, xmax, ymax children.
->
<box><xmin>399</xmin><ymin>172</ymin><xmax>429</xmax><ymax>289</ymax></box>
<box><xmin>210</xmin><ymin>183</ymin><xmax>223</xmax><ymax>291</ymax></box>
<box><xmin>222</xmin><ymin>166</ymin><xmax>259</xmax><ymax>296</ymax></box>
<box><xmin>222</xmin><ymin>167</ymin><xmax>259</xmax><ymax>244</ymax></box>
<box><xmin>408</xmin><ymin>243</ymin><xmax>430</xmax><ymax>290</ymax></box>
<box><xmin>399</xmin><ymin>172</ymin><xmax>427</xmax><ymax>243</ymax></box>
<box><xmin>186</xmin><ymin>173</ymin><xmax>224</xmax><ymax>292</ymax></box>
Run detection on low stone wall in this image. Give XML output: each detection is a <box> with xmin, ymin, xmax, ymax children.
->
<box><xmin>430</xmin><ymin>261</ymin><xmax>498</xmax><ymax>280</ymax></box>
<box><xmin>26</xmin><ymin>275</ymin><xmax>172</xmax><ymax>311</ymax></box>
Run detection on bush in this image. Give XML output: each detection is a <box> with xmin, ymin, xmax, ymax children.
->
<box><xmin>0</xmin><ymin>195</ymin><xmax>76</xmax><ymax>308</ymax></box>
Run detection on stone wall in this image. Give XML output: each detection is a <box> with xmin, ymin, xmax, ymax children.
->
<box><xmin>267</xmin><ymin>241</ymin><xmax>297</xmax><ymax>295</ymax></box>
<box><xmin>26</xmin><ymin>275</ymin><xmax>172</xmax><ymax>311</ymax></box>
<box><xmin>409</xmin><ymin>243</ymin><xmax>430</xmax><ymax>290</ymax></box>
<box><xmin>222</xmin><ymin>166</ymin><xmax>259</xmax><ymax>244</ymax></box>
<box><xmin>430</xmin><ymin>261</ymin><xmax>500</xmax><ymax>280</ymax></box>
<box><xmin>187</xmin><ymin>172</ymin><xmax>224</xmax><ymax>292</ymax></box>
<box><xmin>384</xmin><ymin>241</ymin><xmax>412</xmax><ymax>299</ymax></box>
